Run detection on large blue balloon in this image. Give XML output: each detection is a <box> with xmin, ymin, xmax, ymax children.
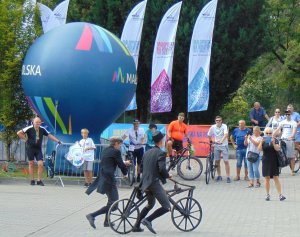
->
<box><xmin>22</xmin><ymin>22</ymin><xmax>136</xmax><ymax>142</ymax></box>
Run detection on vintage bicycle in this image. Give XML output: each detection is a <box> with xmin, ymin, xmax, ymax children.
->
<box><xmin>107</xmin><ymin>178</ymin><xmax>202</xmax><ymax>234</ymax></box>
<box><xmin>167</xmin><ymin>141</ymin><xmax>203</xmax><ymax>180</ymax></box>
<box><xmin>199</xmin><ymin>142</ymin><xmax>217</xmax><ymax>184</ymax></box>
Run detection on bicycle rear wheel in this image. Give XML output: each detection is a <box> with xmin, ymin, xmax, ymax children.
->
<box><xmin>205</xmin><ymin>156</ymin><xmax>211</xmax><ymax>184</ymax></box>
<box><xmin>177</xmin><ymin>156</ymin><xmax>203</xmax><ymax>180</ymax></box>
<box><xmin>126</xmin><ymin>164</ymin><xmax>135</xmax><ymax>186</ymax></box>
<box><xmin>171</xmin><ymin>197</ymin><xmax>202</xmax><ymax>232</ymax></box>
<box><xmin>294</xmin><ymin>152</ymin><xmax>300</xmax><ymax>173</ymax></box>
<box><xmin>108</xmin><ymin>198</ymin><xmax>140</xmax><ymax>234</ymax></box>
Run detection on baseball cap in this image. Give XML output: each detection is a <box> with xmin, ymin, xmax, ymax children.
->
<box><xmin>149</xmin><ymin>123</ymin><xmax>157</xmax><ymax>129</ymax></box>
<box><xmin>285</xmin><ymin>110</ymin><xmax>291</xmax><ymax>114</ymax></box>
<box><xmin>133</xmin><ymin>119</ymin><xmax>140</xmax><ymax>123</ymax></box>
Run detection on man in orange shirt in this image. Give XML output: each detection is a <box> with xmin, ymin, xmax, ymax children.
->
<box><xmin>167</xmin><ymin>112</ymin><xmax>190</xmax><ymax>159</ymax></box>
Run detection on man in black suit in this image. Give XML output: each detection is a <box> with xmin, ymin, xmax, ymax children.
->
<box><xmin>132</xmin><ymin>131</ymin><xmax>172</xmax><ymax>234</ymax></box>
<box><xmin>85</xmin><ymin>136</ymin><xmax>130</xmax><ymax>229</ymax></box>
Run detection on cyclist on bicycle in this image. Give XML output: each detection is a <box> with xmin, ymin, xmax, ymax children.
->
<box><xmin>274</xmin><ymin>110</ymin><xmax>297</xmax><ymax>175</ymax></box>
<box><xmin>122</xmin><ymin>119</ymin><xmax>146</xmax><ymax>182</ymax></box>
<box><xmin>207</xmin><ymin>116</ymin><xmax>231</xmax><ymax>183</ymax></box>
<box><xmin>167</xmin><ymin>112</ymin><xmax>190</xmax><ymax>161</ymax></box>
<box><xmin>132</xmin><ymin>131</ymin><xmax>172</xmax><ymax>234</ymax></box>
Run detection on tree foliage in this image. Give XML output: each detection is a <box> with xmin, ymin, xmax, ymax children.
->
<box><xmin>0</xmin><ymin>0</ymin><xmax>37</xmax><ymax>160</ymax></box>
<box><xmin>221</xmin><ymin>0</ymin><xmax>300</xmax><ymax>127</ymax></box>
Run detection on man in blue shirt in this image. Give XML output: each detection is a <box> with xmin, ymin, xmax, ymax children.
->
<box><xmin>230</xmin><ymin>120</ymin><xmax>251</xmax><ymax>181</ymax></box>
<box><xmin>287</xmin><ymin>104</ymin><xmax>300</xmax><ymax>155</ymax></box>
<box><xmin>249</xmin><ymin>102</ymin><xmax>269</xmax><ymax>127</ymax></box>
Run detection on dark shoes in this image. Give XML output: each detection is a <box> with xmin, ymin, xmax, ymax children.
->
<box><xmin>30</xmin><ymin>180</ymin><xmax>35</xmax><ymax>185</ymax></box>
<box><xmin>104</xmin><ymin>221</ymin><xmax>115</xmax><ymax>227</ymax></box>
<box><xmin>279</xmin><ymin>194</ymin><xmax>286</xmax><ymax>201</ymax></box>
<box><xmin>141</xmin><ymin>219</ymin><xmax>156</xmax><ymax>234</ymax></box>
<box><xmin>132</xmin><ymin>226</ymin><xmax>144</xmax><ymax>232</ymax></box>
<box><xmin>84</xmin><ymin>183</ymin><xmax>89</xmax><ymax>187</ymax></box>
<box><xmin>86</xmin><ymin>214</ymin><xmax>96</xmax><ymax>229</ymax></box>
<box><xmin>36</xmin><ymin>180</ymin><xmax>45</xmax><ymax>186</ymax></box>
<box><xmin>136</xmin><ymin>175</ymin><xmax>141</xmax><ymax>183</ymax></box>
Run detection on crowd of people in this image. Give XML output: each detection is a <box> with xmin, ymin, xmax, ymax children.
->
<box><xmin>16</xmin><ymin>103</ymin><xmax>300</xmax><ymax>234</ymax></box>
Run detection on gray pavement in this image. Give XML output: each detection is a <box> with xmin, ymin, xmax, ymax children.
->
<box><xmin>1</xmin><ymin>159</ymin><xmax>300</xmax><ymax>237</ymax></box>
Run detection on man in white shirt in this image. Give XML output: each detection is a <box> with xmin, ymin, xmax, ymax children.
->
<box><xmin>207</xmin><ymin>116</ymin><xmax>231</xmax><ymax>183</ymax></box>
<box><xmin>123</xmin><ymin>119</ymin><xmax>146</xmax><ymax>182</ymax></box>
<box><xmin>274</xmin><ymin>110</ymin><xmax>297</xmax><ymax>175</ymax></box>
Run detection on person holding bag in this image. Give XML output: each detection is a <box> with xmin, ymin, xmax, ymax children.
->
<box><xmin>245</xmin><ymin>126</ymin><xmax>262</xmax><ymax>188</ymax></box>
<box><xmin>258</xmin><ymin>127</ymin><xmax>286</xmax><ymax>201</ymax></box>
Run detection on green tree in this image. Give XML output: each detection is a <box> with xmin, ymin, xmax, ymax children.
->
<box><xmin>0</xmin><ymin>0</ymin><xmax>38</xmax><ymax>160</ymax></box>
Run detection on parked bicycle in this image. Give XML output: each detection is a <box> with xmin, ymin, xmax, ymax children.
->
<box><xmin>167</xmin><ymin>141</ymin><xmax>203</xmax><ymax>180</ymax></box>
<box><xmin>107</xmin><ymin>178</ymin><xmax>202</xmax><ymax>234</ymax></box>
<box><xmin>44</xmin><ymin>150</ymin><xmax>56</xmax><ymax>178</ymax></box>
<box><xmin>199</xmin><ymin>142</ymin><xmax>217</xmax><ymax>184</ymax></box>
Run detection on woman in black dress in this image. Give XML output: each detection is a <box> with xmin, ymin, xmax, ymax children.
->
<box><xmin>258</xmin><ymin>127</ymin><xmax>286</xmax><ymax>201</ymax></box>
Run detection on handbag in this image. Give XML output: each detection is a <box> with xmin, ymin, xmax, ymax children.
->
<box><xmin>247</xmin><ymin>151</ymin><xmax>259</xmax><ymax>163</ymax></box>
<box><xmin>276</xmin><ymin>140</ymin><xmax>289</xmax><ymax>168</ymax></box>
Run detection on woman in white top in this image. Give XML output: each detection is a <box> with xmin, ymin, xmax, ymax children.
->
<box><xmin>244</xmin><ymin>126</ymin><xmax>263</xmax><ymax>188</ymax></box>
<box><xmin>265</xmin><ymin>108</ymin><xmax>284</xmax><ymax>131</ymax></box>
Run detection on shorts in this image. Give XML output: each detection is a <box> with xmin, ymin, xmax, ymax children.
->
<box><xmin>284</xmin><ymin>140</ymin><xmax>295</xmax><ymax>158</ymax></box>
<box><xmin>133</xmin><ymin>147</ymin><xmax>144</xmax><ymax>165</ymax></box>
<box><xmin>27</xmin><ymin>148</ymin><xmax>43</xmax><ymax>161</ymax></box>
<box><xmin>82</xmin><ymin>161</ymin><xmax>93</xmax><ymax>171</ymax></box>
<box><xmin>172</xmin><ymin>139</ymin><xmax>183</xmax><ymax>151</ymax></box>
<box><xmin>214</xmin><ymin>145</ymin><xmax>229</xmax><ymax>161</ymax></box>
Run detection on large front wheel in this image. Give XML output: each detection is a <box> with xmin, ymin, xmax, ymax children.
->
<box><xmin>177</xmin><ymin>156</ymin><xmax>203</xmax><ymax>180</ymax></box>
<box><xmin>108</xmin><ymin>198</ymin><xmax>140</xmax><ymax>234</ymax></box>
<box><xmin>171</xmin><ymin>197</ymin><xmax>202</xmax><ymax>232</ymax></box>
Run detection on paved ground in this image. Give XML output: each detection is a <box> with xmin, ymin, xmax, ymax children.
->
<box><xmin>0</xmin><ymin>159</ymin><xmax>300</xmax><ymax>237</ymax></box>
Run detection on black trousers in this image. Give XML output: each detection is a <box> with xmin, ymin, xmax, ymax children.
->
<box><xmin>90</xmin><ymin>184</ymin><xmax>119</xmax><ymax>222</ymax></box>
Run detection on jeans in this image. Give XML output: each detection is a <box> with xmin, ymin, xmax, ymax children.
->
<box><xmin>246</xmin><ymin>156</ymin><xmax>261</xmax><ymax>179</ymax></box>
<box><xmin>236</xmin><ymin>149</ymin><xmax>247</xmax><ymax>169</ymax></box>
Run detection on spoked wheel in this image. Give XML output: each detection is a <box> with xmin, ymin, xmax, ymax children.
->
<box><xmin>126</xmin><ymin>164</ymin><xmax>136</xmax><ymax>186</ymax></box>
<box><xmin>108</xmin><ymin>198</ymin><xmax>140</xmax><ymax>234</ymax></box>
<box><xmin>205</xmin><ymin>157</ymin><xmax>211</xmax><ymax>184</ymax></box>
<box><xmin>171</xmin><ymin>197</ymin><xmax>202</xmax><ymax>232</ymax></box>
<box><xmin>211</xmin><ymin>164</ymin><xmax>216</xmax><ymax>179</ymax></box>
<box><xmin>294</xmin><ymin>152</ymin><xmax>300</xmax><ymax>173</ymax></box>
<box><xmin>177</xmin><ymin>156</ymin><xmax>203</xmax><ymax>180</ymax></box>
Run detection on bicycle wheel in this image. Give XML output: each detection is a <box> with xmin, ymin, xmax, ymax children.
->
<box><xmin>210</xmin><ymin>153</ymin><xmax>216</xmax><ymax>179</ymax></box>
<box><xmin>294</xmin><ymin>152</ymin><xmax>300</xmax><ymax>173</ymax></box>
<box><xmin>126</xmin><ymin>164</ymin><xmax>135</xmax><ymax>186</ymax></box>
<box><xmin>108</xmin><ymin>198</ymin><xmax>140</xmax><ymax>234</ymax></box>
<box><xmin>177</xmin><ymin>156</ymin><xmax>203</xmax><ymax>180</ymax></box>
<box><xmin>205</xmin><ymin>156</ymin><xmax>211</xmax><ymax>184</ymax></box>
<box><xmin>171</xmin><ymin>197</ymin><xmax>202</xmax><ymax>232</ymax></box>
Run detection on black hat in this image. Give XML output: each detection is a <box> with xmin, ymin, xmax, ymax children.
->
<box><xmin>152</xmin><ymin>131</ymin><xmax>165</xmax><ymax>143</ymax></box>
<box><xmin>149</xmin><ymin>123</ymin><xmax>157</xmax><ymax>129</ymax></box>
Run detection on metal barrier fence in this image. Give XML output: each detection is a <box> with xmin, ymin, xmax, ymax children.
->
<box><xmin>53</xmin><ymin>143</ymin><xmax>109</xmax><ymax>186</ymax></box>
<box><xmin>0</xmin><ymin>138</ymin><xmax>48</xmax><ymax>162</ymax></box>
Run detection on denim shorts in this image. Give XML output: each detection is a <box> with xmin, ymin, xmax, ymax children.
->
<box><xmin>236</xmin><ymin>149</ymin><xmax>247</xmax><ymax>168</ymax></box>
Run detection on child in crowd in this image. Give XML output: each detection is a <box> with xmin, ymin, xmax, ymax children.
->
<box><xmin>79</xmin><ymin>128</ymin><xmax>96</xmax><ymax>187</ymax></box>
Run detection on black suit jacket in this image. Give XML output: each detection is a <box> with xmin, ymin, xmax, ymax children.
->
<box><xmin>86</xmin><ymin>146</ymin><xmax>127</xmax><ymax>195</ymax></box>
<box><xmin>140</xmin><ymin>146</ymin><xmax>169</xmax><ymax>192</ymax></box>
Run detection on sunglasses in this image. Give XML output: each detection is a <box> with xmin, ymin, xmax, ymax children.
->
<box><xmin>286</xmin><ymin>114</ymin><xmax>291</xmax><ymax>116</ymax></box>
<box><xmin>215</xmin><ymin>120</ymin><xmax>221</xmax><ymax>122</ymax></box>
<box><xmin>266</xmin><ymin>133</ymin><xmax>272</xmax><ymax>135</ymax></box>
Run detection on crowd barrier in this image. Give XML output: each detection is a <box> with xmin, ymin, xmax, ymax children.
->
<box><xmin>0</xmin><ymin>139</ymin><xmax>47</xmax><ymax>162</ymax></box>
<box><xmin>53</xmin><ymin>143</ymin><xmax>109</xmax><ymax>187</ymax></box>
